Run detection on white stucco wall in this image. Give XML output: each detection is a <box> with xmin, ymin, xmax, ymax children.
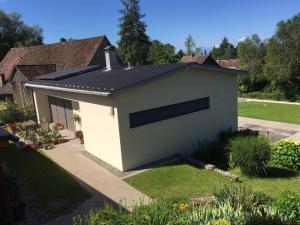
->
<box><xmin>32</xmin><ymin>88</ymin><xmax>124</xmax><ymax>170</ymax></box>
<box><xmin>115</xmin><ymin>69</ymin><xmax>238</xmax><ymax>171</ymax></box>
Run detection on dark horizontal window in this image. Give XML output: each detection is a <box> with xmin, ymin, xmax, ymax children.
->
<box><xmin>129</xmin><ymin>97</ymin><xmax>210</xmax><ymax>128</ymax></box>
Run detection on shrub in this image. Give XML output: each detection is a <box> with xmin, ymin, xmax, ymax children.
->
<box><xmin>271</xmin><ymin>192</ymin><xmax>300</xmax><ymax>223</ymax></box>
<box><xmin>228</xmin><ymin>136</ymin><xmax>271</xmax><ymax>176</ymax></box>
<box><xmin>184</xmin><ymin>201</ymin><xmax>247</xmax><ymax>225</ymax></box>
<box><xmin>193</xmin><ymin>129</ymin><xmax>258</xmax><ymax>169</ymax></box>
<box><xmin>214</xmin><ymin>185</ymin><xmax>271</xmax><ymax>213</ymax></box>
<box><xmin>271</xmin><ymin>141</ymin><xmax>300</xmax><ymax>171</ymax></box>
<box><xmin>240</xmin><ymin>90</ymin><xmax>287</xmax><ymax>101</ymax></box>
<box><xmin>0</xmin><ymin>102</ymin><xmax>36</xmax><ymax>125</ymax></box>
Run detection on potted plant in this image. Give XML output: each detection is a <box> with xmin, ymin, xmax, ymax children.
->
<box><xmin>77</xmin><ymin>130</ymin><xmax>84</xmax><ymax>144</ymax></box>
<box><xmin>51</xmin><ymin>125</ymin><xmax>61</xmax><ymax>144</ymax></box>
<box><xmin>40</xmin><ymin>133</ymin><xmax>51</xmax><ymax>150</ymax></box>
<box><xmin>73</xmin><ymin>114</ymin><xmax>82</xmax><ymax>138</ymax></box>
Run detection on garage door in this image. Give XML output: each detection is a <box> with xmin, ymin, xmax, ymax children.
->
<box><xmin>49</xmin><ymin>96</ymin><xmax>75</xmax><ymax>131</ymax></box>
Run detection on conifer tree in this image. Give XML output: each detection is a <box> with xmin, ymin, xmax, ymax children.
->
<box><xmin>117</xmin><ymin>0</ymin><xmax>150</xmax><ymax>65</ymax></box>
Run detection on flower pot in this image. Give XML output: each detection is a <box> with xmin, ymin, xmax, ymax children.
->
<box><xmin>80</xmin><ymin>138</ymin><xmax>84</xmax><ymax>144</ymax></box>
<box><xmin>5</xmin><ymin>123</ymin><xmax>15</xmax><ymax>134</ymax></box>
<box><xmin>43</xmin><ymin>143</ymin><xmax>50</xmax><ymax>150</ymax></box>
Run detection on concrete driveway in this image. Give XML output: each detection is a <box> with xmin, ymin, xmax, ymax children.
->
<box><xmin>239</xmin><ymin>117</ymin><xmax>300</xmax><ymax>142</ymax></box>
<box><xmin>42</xmin><ymin>137</ymin><xmax>149</xmax><ymax>225</ymax></box>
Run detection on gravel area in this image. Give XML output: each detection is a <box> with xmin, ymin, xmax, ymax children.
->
<box><xmin>82</xmin><ymin>150</ymin><xmax>181</xmax><ymax>178</ymax></box>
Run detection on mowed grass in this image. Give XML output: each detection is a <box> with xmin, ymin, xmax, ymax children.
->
<box><xmin>238</xmin><ymin>101</ymin><xmax>300</xmax><ymax>124</ymax></box>
<box><xmin>0</xmin><ymin>144</ymin><xmax>91</xmax><ymax>218</ymax></box>
<box><xmin>125</xmin><ymin>163</ymin><xmax>300</xmax><ymax>200</ymax></box>
<box><xmin>125</xmin><ymin>163</ymin><xmax>232</xmax><ymax>200</ymax></box>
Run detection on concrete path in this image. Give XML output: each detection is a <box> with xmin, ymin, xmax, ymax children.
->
<box><xmin>238</xmin><ymin>97</ymin><xmax>300</xmax><ymax>105</ymax></box>
<box><xmin>42</xmin><ymin>138</ymin><xmax>150</xmax><ymax>225</ymax></box>
<box><xmin>239</xmin><ymin>117</ymin><xmax>300</xmax><ymax>142</ymax></box>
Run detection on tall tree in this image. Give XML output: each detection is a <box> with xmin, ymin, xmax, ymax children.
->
<box><xmin>237</xmin><ymin>34</ymin><xmax>267</xmax><ymax>92</ymax></box>
<box><xmin>210</xmin><ymin>37</ymin><xmax>237</xmax><ymax>59</ymax></box>
<box><xmin>264</xmin><ymin>13</ymin><xmax>300</xmax><ymax>100</ymax></box>
<box><xmin>185</xmin><ymin>34</ymin><xmax>195</xmax><ymax>56</ymax></box>
<box><xmin>117</xmin><ymin>0</ymin><xmax>150</xmax><ymax>65</ymax></box>
<box><xmin>0</xmin><ymin>11</ymin><xmax>43</xmax><ymax>61</ymax></box>
<box><xmin>194</xmin><ymin>47</ymin><xmax>201</xmax><ymax>56</ymax></box>
<box><xmin>147</xmin><ymin>40</ymin><xmax>176</xmax><ymax>64</ymax></box>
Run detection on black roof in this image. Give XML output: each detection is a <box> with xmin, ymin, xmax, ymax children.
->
<box><xmin>26</xmin><ymin>63</ymin><xmax>244</xmax><ymax>96</ymax></box>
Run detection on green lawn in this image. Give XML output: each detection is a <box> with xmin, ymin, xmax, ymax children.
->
<box><xmin>125</xmin><ymin>163</ymin><xmax>300</xmax><ymax>200</ymax></box>
<box><xmin>125</xmin><ymin>163</ymin><xmax>232</xmax><ymax>200</ymax></box>
<box><xmin>238</xmin><ymin>101</ymin><xmax>300</xmax><ymax>124</ymax></box>
<box><xmin>0</xmin><ymin>144</ymin><xmax>91</xmax><ymax>218</ymax></box>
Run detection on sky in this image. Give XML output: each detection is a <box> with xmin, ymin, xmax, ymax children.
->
<box><xmin>0</xmin><ymin>0</ymin><xmax>300</xmax><ymax>51</ymax></box>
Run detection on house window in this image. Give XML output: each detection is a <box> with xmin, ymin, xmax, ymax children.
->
<box><xmin>129</xmin><ymin>97</ymin><xmax>210</xmax><ymax>128</ymax></box>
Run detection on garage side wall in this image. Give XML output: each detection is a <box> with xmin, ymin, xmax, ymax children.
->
<box><xmin>32</xmin><ymin>88</ymin><xmax>124</xmax><ymax>170</ymax></box>
<box><xmin>115</xmin><ymin>69</ymin><xmax>238</xmax><ymax>171</ymax></box>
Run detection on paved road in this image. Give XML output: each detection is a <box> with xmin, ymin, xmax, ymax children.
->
<box><xmin>43</xmin><ymin>138</ymin><xmax>150</xmax><ymax>225</ymax></box>
<box><xmin>239</xmin><ymin>117</ymin><xmax>300</xmax><ymax>142</ymax></box>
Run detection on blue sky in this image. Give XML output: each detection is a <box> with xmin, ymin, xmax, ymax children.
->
<box><xmin>1</xmin><ymin>0</ymin><xmax>300</xmax><ymax>51</ymax></box>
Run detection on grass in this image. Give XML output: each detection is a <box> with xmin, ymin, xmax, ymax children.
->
<box><xmin>125</xmin><ymin>163</ymin><xmax>300</xmax><ymax>200</ymax></box>
<box><xmin>125</xmin><ymin>163</ymin><xmax>232</xmax><ymax>200</ymax></box>
<box><xmin>0</xmin><ymin>144</ymin><xmax>91</xmax><ymax>218</ymax></box>
<box><xmin>238</xmin><ymin>101</ymin><xmax>300</xmax><ymax>124</ymax></box>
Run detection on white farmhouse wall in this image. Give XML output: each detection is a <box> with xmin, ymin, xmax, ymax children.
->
<box><xmin>32</xmin><ymin>88</ymin><xmax>124</xmax><ymax>170</ymax></box>
<box><xmin>115</xmin><ymin>69</ymin><xmax>238</xmax><ymax>171</ymax></box>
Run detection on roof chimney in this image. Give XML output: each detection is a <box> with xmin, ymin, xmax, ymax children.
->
<box><xmin>104</xmin><ymin>46</ymin><xmax>118</xmax><ymax>71</ymax></box>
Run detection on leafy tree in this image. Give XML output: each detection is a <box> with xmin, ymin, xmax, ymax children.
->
<box><xmin>237</xmin><ymin>34</ymin><xmax>267</xmax><ymax>92</ymax></box>
<box><xmin>264</xmin><ymin>13</ymin><xmax>300</xmax><ymax>100</ymax></box>
<box><xmin>147</xmin><ymin>40</ymin><xmax>176</xmax><ymax>64</ymax></box>
<box><xmin>211</xmin><ymin>37</ymin><xmax>237</xmax><ymax>59</ymax></box>
<box><xmin>0</xmin><ymin>11</ymin><xmax>43</xmax><ymax>61</ymax></box>
<box><xmin>60</xmin><ymin>37</ymin><xmax>75</xmax><ymax>42</ymax></box>
<box><xmin>117</xmin><ymin>0</ymin><xmax>150</xmax><ymax>65</ymax></box>
<box><xmin>185</xmin><ymin>34</ymin><xmax>195</xmax><ymax>55</ymax></box>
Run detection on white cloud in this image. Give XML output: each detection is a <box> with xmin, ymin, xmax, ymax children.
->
<box><xmin>239</xmin><ymin>37</ymin><xmax>247</xmax><ymax>42</ymax></box>
<box><xmin>214</xmin><ymin>44</ymin><xmax>220</xmax><ymax>48</ymax></box>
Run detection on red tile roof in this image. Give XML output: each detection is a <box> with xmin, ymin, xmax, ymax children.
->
<box><xmin>0</xmin><ymin>36</ymin><xmax>108</xmax><ymax>81</ymax></box>
<box><xmin>180</xmin><ymin>55</ymin><xmax>219</xmax><ymax>66</ymax></box>
<box><xmin>217</xmin><ymin>59</ymin><xmax>239</xmax><ymax>68</ymax></box>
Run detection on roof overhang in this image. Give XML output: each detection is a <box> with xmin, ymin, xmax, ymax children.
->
<box><xmin>25</xmin><ymin>83</ymin><xmax>110</xmax><ymax>96</ymax></box>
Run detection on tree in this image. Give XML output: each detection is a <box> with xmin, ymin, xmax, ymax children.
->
<box><xmin>0</xmin><ymin>11</ymin><xmax>43</xmax><ymax>61</ymax></box>
<box><xmin>210</xmin><ymin>37</ymin><xmax>237</xmax><ymax>59</ymax></box>
<box><xmin>264</xmin><ymin>13</ymin><xmax>300</xmax><ymax>100</ymax></box>
<box><xmin>185</xmin><ymin>34</ymin><xmax>195</xmax><ymax>55</ymax></box>
<box><xmin>194</xmin><ymin>47</ymin><xmax>201</xmax><ymax>56</ymax></box>
<box><xmin>60</xmin><ymin>37</ymin><xmax>75</xmax><ymax>42</ymax></box>
<box><xmin>117</xmin><ymin>0</ymin><xmax>150</xmax><ymax>65</ymax></box>
<box><xmin>175</xmin><ymin>49</ymin><xmax>184</xmax><ymax>61</ymax></box>
<box><xmin>147</xmin><ymin>40</ymin><xmax>176</xmax><ymax>64</ymax></box>
<box><xmin>237</xmin><ymin>34</ymin><xmax>267</xmax><ymax>92</ymax></box>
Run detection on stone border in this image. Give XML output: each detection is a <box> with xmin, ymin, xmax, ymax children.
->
<box><xmin>179</xmin><ymin>154</ymin><xmax>240</xmax><ymax>182</ymax></box>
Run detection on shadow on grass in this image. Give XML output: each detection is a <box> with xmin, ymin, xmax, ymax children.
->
<box><xmin>0</xmin><ymin>144</ymin><xmax>125</xmax><ymax>222</ymax></box>
<box><xmin>263</xmin><ymin>167</ymin><xmax>299</xmax><ymax>179</ymax></box>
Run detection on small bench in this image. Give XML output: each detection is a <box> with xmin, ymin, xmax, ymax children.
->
<box><xmin>0</xmin><ymin>127</ymin><xmax>19</xmax><ymax>147</ymax></box>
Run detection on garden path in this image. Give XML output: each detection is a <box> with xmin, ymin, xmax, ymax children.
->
<box><xmin>42</xmin><ymin>137</ymin><xmax>150</xmax><ymax>225</ymax></box>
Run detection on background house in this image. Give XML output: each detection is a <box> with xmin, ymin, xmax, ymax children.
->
<box><xmin>26</xmin><ymin>48</ymin><xmax>241</xmax><ymax>171</ymax></box>
<box><xmin>180</xmin><ymin>55</ymin><xmax>220</xmax><ymax>66</ymax></box>
<box><xmin>217</xmin><ymin>59</ymin><xmax>240</xmax><ymax>69</ymax></box>
<box><xmin>0</xmin><ymin>36</ymin><xmax>117</xmax><ymax>106</ymax></box>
